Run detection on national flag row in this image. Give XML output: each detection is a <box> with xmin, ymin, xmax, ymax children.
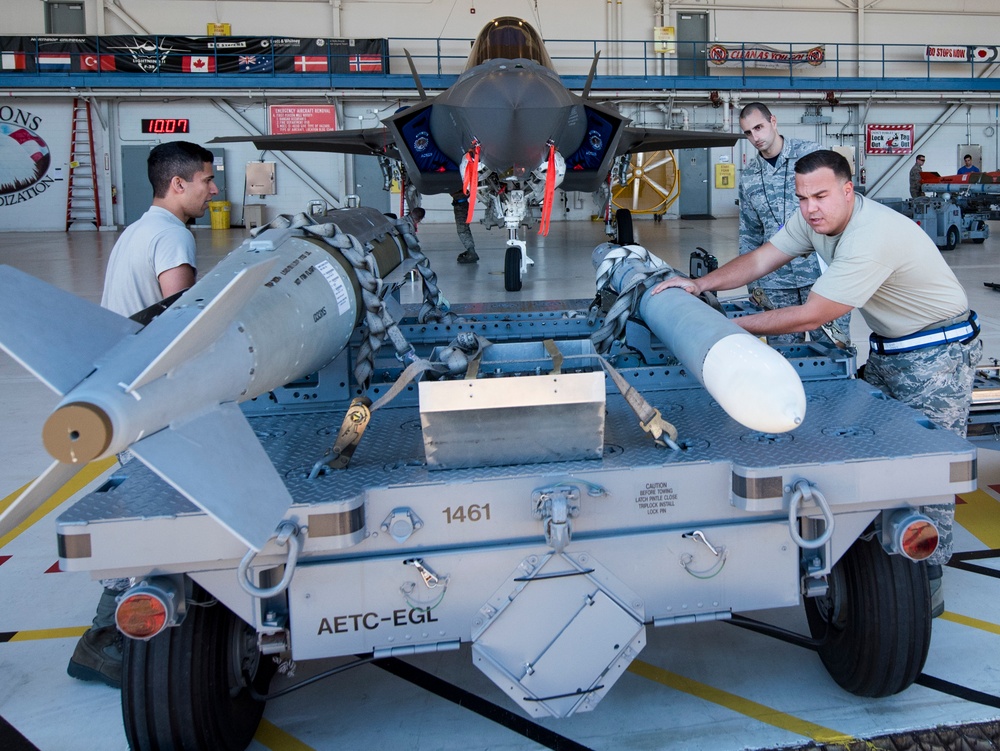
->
<box><xmin>0</xmin><ymin>51</ymin><xmax>386</xmax><ymax>73</ymax></box>
<box><xmin>0</xmin><ymin>36</ymin><xmax>388</xmax><ymax>74</ymax></box>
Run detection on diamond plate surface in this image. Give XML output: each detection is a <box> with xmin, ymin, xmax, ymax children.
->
<box><xmin>61</xmin><ymin>377</ymin><xmax>973</xmax><ymax>526</ymax></box>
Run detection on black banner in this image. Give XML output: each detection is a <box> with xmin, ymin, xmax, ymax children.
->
<box><xmin>0</xmin><ymin>35</ymin><xmax>389</xmax><ymax>76</ymax></box>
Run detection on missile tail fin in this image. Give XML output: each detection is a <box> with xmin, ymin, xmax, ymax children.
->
<box><xmin>130</xmin><ymin>402</ymin><xmax>293</xmax><ymax>551</ymax></box>
<box><xmin>0</xmin><ymin>266</ymin><xmax>141</xmax><ymax>396</ymax></box>
<box><xmin>0</xmin><ymin>460</ymin><xmax>85</xmax><ymax>539</ymax></box>
<box><xmin>127</xmin><ymin>257</ymin><xmax>279</xmax><ymax>393</ymax></box>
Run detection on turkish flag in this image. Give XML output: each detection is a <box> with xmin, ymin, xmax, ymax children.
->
<box><xmin>81</xmin><ymin>54</ymin><xmax>117</xmax><ymax>71</ymax></box>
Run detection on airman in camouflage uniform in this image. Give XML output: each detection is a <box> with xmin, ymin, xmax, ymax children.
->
<box><xmin>652</xmin><ymin>149</ymin><xmax>981</xmax><ymax>586</ymax></box>
<box><xmin>451</xmin><ymin>190</ymin><xmax>479</xmax><ymax>263</ymax></box>
<box><xmin>738</xmin><ymin>103</ymin><xmax>850</xmax><ymax>346</ymax></box>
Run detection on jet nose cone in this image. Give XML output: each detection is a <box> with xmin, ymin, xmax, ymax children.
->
<box><xmin>43</xmin><ymin>402</ymin><xmax>113</xmax><ymax>464</ymax></box>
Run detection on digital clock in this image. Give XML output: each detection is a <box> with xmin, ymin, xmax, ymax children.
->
<box><xmin>140</xmin><ymin>118</ymin><xmax>191</xmax><ymax>134</ymax></box>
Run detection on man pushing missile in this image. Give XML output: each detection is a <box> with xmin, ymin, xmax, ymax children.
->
<box><xmin>651</xmin><ymin>148</ymin><xmax>981</xmax><ymax>595</ymax></box>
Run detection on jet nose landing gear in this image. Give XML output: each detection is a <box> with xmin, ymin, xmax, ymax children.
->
<box><xmin>504</xmin><ymin>237</ymin><xmax>533</xmax><ymax>291</ymax></box>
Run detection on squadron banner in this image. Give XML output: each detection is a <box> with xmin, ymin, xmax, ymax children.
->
<box><xmin>707</xmin><ymin>43</ymin><xmax>825</xmax><ymax>69</ymax></box>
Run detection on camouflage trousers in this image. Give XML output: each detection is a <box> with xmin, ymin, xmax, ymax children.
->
<box><xmin>453</xmin><ymin>203</ymin><xmax>476</xmax><ymax>253</ymax></box>
<box><xmin>864</xmin><ymin>336</ymin><xmax>983</xmax><ymax>564</ymax></box>
<box><xmin>748</xmin><ymin>284</ymin><xmax>852</xmax><ymax>348</ymax></box>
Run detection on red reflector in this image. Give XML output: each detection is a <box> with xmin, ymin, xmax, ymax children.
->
<box><xmin>116</xmin><ymin>593</ymin><xmax>168</xmax><ymax>639</ymax></box>
<box><xmin>900</xmin><ymin>519</ymin><xmax>939</xmax><ymax>561</ymax></box>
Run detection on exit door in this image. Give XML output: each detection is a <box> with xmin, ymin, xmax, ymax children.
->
<box><xmin>678</xmin><ymin>148</ymin><xmax>713</xmax><ymax>219</ymax></box>
<box><xmin>676</xmin><ymin>13</ymin><xmax>709</xmax><ymax>77</ymax></box>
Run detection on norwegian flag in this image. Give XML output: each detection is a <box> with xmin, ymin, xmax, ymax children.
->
<box><xmin>294</xmin><ymin>56</ymin><xmax>328</xmax><ymax>73</ymax></box>
<box><xmin>182</xmin><ymin>56</ymin><xmax>216</xmax><ymax>73</ymax></box>
<box><xmin>348</xmin><ymin>54</ymin><xmax>382</xmax><ymax>72</ymax></box>
<box><xmin>81</xmin><ymin>54</ymin><xmax>117</xmax><ymax>72</ymax></box>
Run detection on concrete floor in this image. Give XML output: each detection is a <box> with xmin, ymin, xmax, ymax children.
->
<box><xmin>1</xmin><ymin>214</ymin><xmax>1000</xmax><ymax>751</ymax></box>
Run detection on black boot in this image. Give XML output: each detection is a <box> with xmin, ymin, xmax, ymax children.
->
<box><xmin>457</xmin><ymin>249</ymin><xmax>479</xmax><ymax>264</ymax></box>
<box><xmin>67</xmin><ymin>588</ymin><xmax>122</xmax><ymax>688</ymax></box>
<box><xmin>927</xmin><ymin>563</ymin><xmax>944</xmax><ymax>618</ymax></box>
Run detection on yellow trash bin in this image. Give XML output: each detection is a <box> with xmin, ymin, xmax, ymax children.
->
<box><xmin>209</xmin><ymin>200</ymin><xmax>231</xmax><ymax>230</ymax></box>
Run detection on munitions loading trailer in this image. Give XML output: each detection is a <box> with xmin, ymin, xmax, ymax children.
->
<box><xmin>876</xmin><ymin>195</ymin><xmax>990</xmax><ymax>250</ymax></box>
<box><xmin>53</xmin><ymin>219</ymin><xmax>977</xmax><ymax>751</ymax></box>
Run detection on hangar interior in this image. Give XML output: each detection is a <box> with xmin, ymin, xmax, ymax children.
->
<box><xmin>3</xmin><ymin>2</ymin><xmax>1000</xmax><ymax>750</ymax></box>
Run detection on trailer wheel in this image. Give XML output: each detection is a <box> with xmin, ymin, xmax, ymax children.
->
<box><xmin>122</xmin><ymin>583</ymin><xmax>275</xmax><ymax>751</ymax></box>
<box><xmin>943</xmin><ymin>225</ymin><xmax>960</xmax><ymax>250</ymax></box>
<box><xmin>504</xmin><ymin>245</ymin><xmax>522</xmax><ymax>291</ymax></box>
<box><xmin>804</xmin><ymin>534</ymin><xmax>931</xmax><ymax>697</ymax></box>
<box><xmin>615</xmin><ymin>208</ymin><xmax>634</xmax><ymax>245</ymax></box>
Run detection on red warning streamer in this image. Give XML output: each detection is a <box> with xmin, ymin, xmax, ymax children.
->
<box><xmin>538</xmin><ymin>142</ymin><xmax>557</xmax><ymax>236</ymax></box>
<box><xmin>463</xmin><ymin>141</ymin><xmax>480</xmax><ymax>224</ymax></box>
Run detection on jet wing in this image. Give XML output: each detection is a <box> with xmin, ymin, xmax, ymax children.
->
<box><xmin>209</xmin><ymin>127</ymin><xmax>398</xmax><ymax>160</ymax></box>
<box><xmin>617</xmin><ymin>126</ymin><xmax>741</xmax><ymax>155</ymax></box>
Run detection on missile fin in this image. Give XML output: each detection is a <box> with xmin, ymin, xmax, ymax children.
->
<box><xmin>129</xmin><ymin>402</ymin><xmax>293</xmax><ymax>551</ymax></box>
<box><xmin>127</xmin><ymin>257</ymin><xmax>279</xmax><ymax>393</ymax></box>
<box><xmin>0</xmin><ymin>460</ymin><xmax>85</xmax><ymax>539</ymax></box>
<box><xmin>0</xmin><ymin>265</ymin><xmax>141</xmax><ymax>396</ymax></box>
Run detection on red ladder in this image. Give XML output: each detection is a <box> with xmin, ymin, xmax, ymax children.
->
<box><xmin>66</xmin><ymin>97</ymin><xmax>102</xmax><ymax>230</ymax></box>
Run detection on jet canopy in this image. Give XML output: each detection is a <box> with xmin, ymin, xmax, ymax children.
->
<box><xmin>465</xmin><ymin>17</ymin><xmax>555</xmax><ymax>71</ymax></box>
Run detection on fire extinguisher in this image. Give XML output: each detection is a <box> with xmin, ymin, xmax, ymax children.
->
<box><xmin>859</xmin><ymin>167</ymin><xmax>866</xmax><ymax>185</ymax></box>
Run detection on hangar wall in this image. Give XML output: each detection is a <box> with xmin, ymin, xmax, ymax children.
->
<box><xmin>2</xmin><ymin>0</ymin><xmax>999</xmax><ymax>230</ymax></box>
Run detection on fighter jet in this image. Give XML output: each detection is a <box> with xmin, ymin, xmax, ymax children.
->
<box><xmin>210</xmin><ymin>17</ymin><xmax>739</xmax><ymax>290</ymax></box>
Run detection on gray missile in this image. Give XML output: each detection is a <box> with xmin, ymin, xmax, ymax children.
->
<box><xmin>593</xmin><ymin>243</ymin><xmax>806</xmax><ymax>433</ymax></box>
<box><xmin>0</xmin><ymin>208</ymin><xmax>405</xmax><ymax>549</ymax></box>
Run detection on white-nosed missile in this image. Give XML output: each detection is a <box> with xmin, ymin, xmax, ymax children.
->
<box><xmin>0</xmin><ymin>208</ymin><xmax>407</xmax><ymax>549</ymax></box>
<box><xmin>594</xmin><ymin>243</ymin><xmax>806</xmax><ymax>433</ymax></box>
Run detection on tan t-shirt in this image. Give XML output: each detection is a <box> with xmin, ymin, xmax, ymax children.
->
<box><xmin>769</xmin><ymin>195</ymin><xmax>968</xmax><ymax>338</ymax></box>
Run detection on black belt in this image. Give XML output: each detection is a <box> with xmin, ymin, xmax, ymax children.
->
<box><xmin>869</xmin><ymin>311</ymin><xmax>979</xmax><ymax>355</ymax></box>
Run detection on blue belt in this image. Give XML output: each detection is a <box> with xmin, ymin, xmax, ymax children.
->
<box><xmin>869</xmin><ymin>311</ymin><xmax>979</xmax><ymax>355</ymax></box>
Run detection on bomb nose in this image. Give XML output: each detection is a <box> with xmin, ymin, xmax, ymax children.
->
<box><xmin>43</xmin><ymin>402</ymin><xmax>113</xmax><ymax>464</ymax></box>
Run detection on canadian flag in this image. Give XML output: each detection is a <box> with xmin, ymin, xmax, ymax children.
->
<box><xmin>182</xmin><ymin>56</ymin><xmax>215</xmax><ymax>73</ymax></box>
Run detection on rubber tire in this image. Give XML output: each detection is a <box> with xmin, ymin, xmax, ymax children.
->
<box><xmin>943</xmin><ymin>225</ymin><xmax>960</xmax><ymax>250</ymax></box>
<box><xmin>615</xmin><ymin>208</ymin><xmax>634</xmax><ymax>245</ymax></box>
<box><xmin>504</xmin><ymin>245</ymin><xmax>522</xmax><ymax>291</ymax></box>
<box><xmin>122</xmin><ymin>583</ymin><xmax>275</xmax><ymax>751</ymax></box>
<box><xmin>804</xmin><ymin>535</ymin><xmax>931</xmax><ymax>698</ymax></box>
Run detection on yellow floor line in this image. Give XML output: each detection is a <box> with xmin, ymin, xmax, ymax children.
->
<box><xmin>8</xmin><ymin>626</ymin><xmax>89</xmax><ymax>641</ymax></box>
<box><xmin>939</xmin><ymin>610</ymin><xmax>1000</xmax><ymax>636</ymax></box>
<box><xmin>0</xmin><ymin>457</ymin><xmax>116</xmax><ymax>549</ymax></box>
<box><xmin>254</xmin><ymin>718</ymin><xmax>317</xmax><ymax>751</ymax></box>
<box><xmin>628</xmin><ymin>659</ymin><xmax>854</xmax><ymax>745</ymax></box>
<box><xmin>955</xmin><ymin>488</ymin><xmax>1000</xmax><ymax>550</ymax></box>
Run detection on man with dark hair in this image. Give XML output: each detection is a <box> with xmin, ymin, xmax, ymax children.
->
<box><xmin>736</xmin><ymin>102</ymin><xmax>848</xmax><ymax>345</ymax></box>
<box><xmin>652</xmin><ymin>149</ymin><xmax>981</xmax><ymax>592</ymax></box>
<box><xmin>100</xmin><ymin>141</ymin><xmax>218</xmax><ymax>316</ymax></box>
<box><xmin>69</xmin><ymin>141</ymin><xmax>217</xmax><ymax>688</ymax></box>
<box><xmin>958</xmin><ymin>153</ymin><xmax>980</xmax><ymax>175</ymax></box>
<box><xmin>909</xmin><ymin>153</ymin><xmax>926</xmax><ymax>197</ymax></box>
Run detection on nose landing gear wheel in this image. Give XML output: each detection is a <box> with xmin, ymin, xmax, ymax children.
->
<box><xmin>505</xmin><ymin>245</ymin><xmax>522</xmax><ymax>291</ymax></box>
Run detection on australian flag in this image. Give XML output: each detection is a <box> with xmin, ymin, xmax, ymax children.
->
<box><xmin>238</xmin><ymin>54</ymin><xmax>273</xmax><ymax>73</ymax></box>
